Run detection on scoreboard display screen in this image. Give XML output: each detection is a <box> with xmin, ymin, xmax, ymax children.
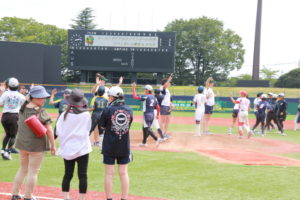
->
<box><xmin>68</xmin><ymin>30</ymin><xmax>175</xmax><ymax>73</ymax></box>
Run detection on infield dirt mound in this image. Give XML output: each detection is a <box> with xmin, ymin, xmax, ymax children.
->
<box><xmin>130</xmin><ymin>131</ymin><xmax>300</xmax><ymax>166</ymax></box>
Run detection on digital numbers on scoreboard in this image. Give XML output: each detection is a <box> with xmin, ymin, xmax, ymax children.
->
<box><xmin>68</xmin><ymin>30</ymin><xmax>175</xmax><ymax>72</ymax></box>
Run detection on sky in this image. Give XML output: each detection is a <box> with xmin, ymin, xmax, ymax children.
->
<box><xmin>0</xmin><ymin>0</ymin><xmax>299</xmax><ymax>77</ymax></box>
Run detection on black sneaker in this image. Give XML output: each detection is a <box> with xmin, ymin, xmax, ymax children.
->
<box><xmin>11</xmin><ymin>195</ymin><xmax>22</xmax><ymax>200</ymax></box>
<box><xmin>10</xmin><ymin>148</ymin><xmax>19</xmax><ymax>154</ymax></box>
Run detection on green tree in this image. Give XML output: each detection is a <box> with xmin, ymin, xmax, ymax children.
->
<box><xmin>164</xmin><ymin>17</ymin><xmax>245</xmax><ymax>85</ymax></box>
<box><xmin>0</xmin><ymin>17</ymin><xmax>71</xmax><ymax>81</ymax></box>
<box><xmin>70</xmin><ymin>7</ymin><xmax>97</xmax><ymax>30</ymax></box>
<box><xmin>274</xmin><ymin>68</ymin><xmax>300</xmax><ymax>88</ymax></box>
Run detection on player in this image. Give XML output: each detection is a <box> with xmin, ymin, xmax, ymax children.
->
<box><xmin>253</xmin><ymin>92</ymin><xmax>263</xmax><ymax>133</ymax></box>
<box><xmin>49</xmin><ymin>88</ymin><xmax>72</xmax><ymax>114</ymax></box>
<box><xmin>231</xmin><ymin>90</ymin><xmax>252</xmax><ymax>138</ymax></box>
<box><xmin>90</xmin><ymin>86</ymin><xmax>109</xmax><ymax>147</ymax></box>
<box><xmin>265</xmin><ymin>94</ymin><xmax>279</xmax><ymax>132</ymax></box>
<box><xmin>159</xmin><ymin>74</ymin><xmax>173</xmax><ymax>138</ymax></box>
<box><xmin>152</xmin><ymin>89</ymin><xmax>165</xmax><ymax>140</ymax></box>
<box><xmin>228</xmin><ymin>95</ymin><xmax>240</xmax><ymax>135</ymax></box>
<box><xmin>252</xmin><ymin>94</ymin><xmax>269</xmax><ymax>136</ymax></box>
<box><xmin>132</xmin><ymin>83</ymin><xmax>162</xmax><ymax>146</ymax></box>
<box><xmin>203</xmin><ymin>77</ymin><xmax>215</xmax><ymax>135</ymax></box>
<box><xmin>191</xmin><ymin>86</ymin><xmax>206</xmax><ymax>136</ymax></box>
<box><xmin>294</xmin><ymin>99</ymin><xmax>300</xmax><ymax>130</ymax></box>
<box><xmin>276</xmin><ymin>93</ymin><xmax>287</xmax><ymax>136</ymax></box>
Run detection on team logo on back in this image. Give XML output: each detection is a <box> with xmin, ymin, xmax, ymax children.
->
<box><xmin>111</xmin><ymin>109</ymin><xmax>131</xmax><ymax>139</ymax></box>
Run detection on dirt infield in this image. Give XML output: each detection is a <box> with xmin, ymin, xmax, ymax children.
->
<box><xmin>0</xmin><ymin>182</ymin><xmax>168</xmax><ymax>200</ymax></box>
<box><xmin>130</xmin><ymin>131</ymin><xmax>300</xmax><ymax>167</ymax></box>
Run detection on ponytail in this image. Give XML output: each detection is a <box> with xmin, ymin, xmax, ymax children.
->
<box><xmin>63</xmin><ymin>105</ymin><xmax>72</xmax><ymax>121</ymax></box>
<box><xmin>20</xmin><ymin>96</ymin><xmax>33</xmax><ymax>113</ymax></box>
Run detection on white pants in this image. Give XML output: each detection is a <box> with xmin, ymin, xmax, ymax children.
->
<box><xmin>195</xmin><ymin>109</ymin><xmax>205</xmax><ymax>121</ymax></box>
<box><xmin>238</xmin><ymin>110</ymin><xmax>248</xmax><ymax>123</ymax></box>
<box><xmin>152</xmin><ymin>110</ymin><xmax>160</xmax><ymax>129</ymax></box>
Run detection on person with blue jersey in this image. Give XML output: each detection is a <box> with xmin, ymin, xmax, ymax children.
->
<box><xmin>153</xmin><ymin>89</ymin><xmax>165</xmax><ymax>140</ymax></box>
<box><xmin>276</xmin><ymin>93</ymin><xmax>288</xmax><ymax>136</ymax></box>
<box><xmin>99</xmin><ymin>86</ymin><xmax>133</xmax><ymax>200</ymax></box>
<box><xmin>90</xmin><ymin>86</ymin><xmax>109</xmax><ymax>146</ymax></box>
<box><xmin>49</xmin><ymin>88</ymin><xmax>72</xmax><ymax>114</ymax></box>
<box><xmin>252</xmin><ymin>94</ymin><xmax>269</xmax><ymax>136</ymax></box>
<box><xmin>132</xmin><ymin>83</ymin><xmax>162</xmax><ymax>147</ymax></box>
<box><xmin>265</xmin><ymin>93</ymin><xmax>279</xmax><ymax>131</ymax></box>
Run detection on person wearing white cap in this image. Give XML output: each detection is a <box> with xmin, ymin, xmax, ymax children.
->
<box><xmin>276</xmin><ymin>93</ymin><xmax>287</xmax><ymax>135</ymax></box>
<box><xmin>11</xmin><ymin>85</ymin><xmax>56</xmax><ymax>200</ymax></box>
<box><xmin>0</xmin><ymin>77</ymin><xmax>25</xmax><ymax>160</ymax></box>
<box><xmin>132</xmin><ymin>83</ymin><xmax>163</xmax><ymax>146</ymax></box>
<box><xmin>99</xmin><ymin>86</ymin><xmax>133</xmax><ymax>200</ymax></box>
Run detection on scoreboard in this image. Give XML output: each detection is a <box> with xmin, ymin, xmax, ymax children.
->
<box><xmin>68</xmin><ymin>30</ymin><xmax>175</xmax><ymax>73</ymax></box>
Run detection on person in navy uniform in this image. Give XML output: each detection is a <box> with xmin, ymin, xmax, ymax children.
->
<box><xmin>99</xmin><ymin>86</ymin><xmax>133</xmax><ymax>200</ymax></box>
<box><xmin>252</xmin><ymin>94</ymin><xmax>269</xmax><ymax>136</ymax></box>
<box><xmin>265</xmin><ymin>93</ymin><xmax>276</xmax><ymax>130</ymax></box>
<box><xmin>276</xmin><ymin>93</ymin><xmax>288</xmax><ymax>136</ymax></box>
<box><xmin>132</xmin><ymin>83</ymin><xmax>162</xmax><ymax>147</ymax></box>
<box><xmin>49</xmin><ymin>88</ymin><xmax>72</xmax><ymax>114</ymax></box>
<box><xmin>89</xmin><ymin>86</ymin><xmax>109</xmax><ymax>146</ymax></box>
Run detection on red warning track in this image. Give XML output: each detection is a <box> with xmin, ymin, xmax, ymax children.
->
<box><xmin>0</xmin><ymin>182</ymin><xmax>168</xmax><ymax>200</ymax></box>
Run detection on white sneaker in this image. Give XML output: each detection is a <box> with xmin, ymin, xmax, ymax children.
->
<box><xmin>3</xmin><ymin>151</ymin><xmax>12</xmax><ymax>160</ymax></box>
<box><xmin>228</xmin><ymin>128</ymin><xmax>232</xmax><ymax>135</ymax></box>
<box><xmin>155</xmin><ymin>138</ymin><xmax>163</xmax><ymax>147</ymax></box>
<box><xmin>281</xmin><ymin>132</ymin><xmax>287</xmax><ymax>136</ymax></box>
<box><xmin>138</xmin><ymin>143</ymin><xmax>147</xmax><ymax>147</ymax></box>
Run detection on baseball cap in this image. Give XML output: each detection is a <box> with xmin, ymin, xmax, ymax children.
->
<box><xmin>261</xmin><ymin>94</ymin><xmax>267</xmax><ymax>99</ymax></box>
<box><xmin>8</xmin><ymin>77</ymin><xmax>19</xmax><ymax>87</ymax></box>
<box><xmin>64</xmin><ymin>89</ymin><xmax>72</xmax><ymax>95</ymax></box>
<box><xmin>29</xmin><ymin>86</ymin><xmax>50</xmax><ymax>98</ymax></box>
<box><xmin>240</xmin><ymin>90</ymin><xmax>247</xmax><ymax>96</ymax></box>
<box><xmin>144</xmin><ymin>85</ymin><xmax>153</xmax><ymax>91</ymax></box>
<box><xmin>278</xmin><ymin>93</ymin><xmax>285</xmax><ymax>97</ymax></box>
<box><xmin>108</xmin><ymin>86</ymin><xmax>124</xmax><ymax>97</ymax></box>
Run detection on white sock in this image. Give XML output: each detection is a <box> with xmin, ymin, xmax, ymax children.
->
<box><xmin>196</xmin><ymin>124</ymin><xmax>201</xmax><ymax>135</ymax></box>
<box><xmin>243</xmin><ymin>124</ymin><xmax>250</xmax><ymax>133</ymax></box>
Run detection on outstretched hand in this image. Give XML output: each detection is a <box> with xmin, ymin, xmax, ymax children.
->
<box><xmin>131</xmin><ymin>82</ymin><xmax>136</xmax><ymax>88</ymax></box>
<box><xmin>51</xmin><ymin>88</ymin><xmax>57</xmax><ymax>96</ymax></box>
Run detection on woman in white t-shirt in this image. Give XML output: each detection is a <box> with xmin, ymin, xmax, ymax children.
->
<box><xmin>203</xmin><ymin>77</ymin><xmax>215</xmax><ymax>134</ymax></box>
<box><xmin>56</xmin><ymin>89</ymin><xmax>92</xmax><ymax>200</ymax></box>
<box><xmin>191</xmin><ymin>86</ymin><xmax>206</xmax><ymax>136</ymax></box>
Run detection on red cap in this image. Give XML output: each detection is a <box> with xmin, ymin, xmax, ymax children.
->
<box><xmin>240</xmin><ymin>90</ymin><xmax>247</xmax><ymax>96</ymax></box>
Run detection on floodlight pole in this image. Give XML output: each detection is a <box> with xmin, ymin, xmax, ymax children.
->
<box><xmin>252</xmin><ymin>0</ymin><xmax>263</xmax><ymax>80</ymax></box>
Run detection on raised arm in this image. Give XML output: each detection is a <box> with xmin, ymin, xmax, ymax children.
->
<box><xmin>49</xmin><ymin>88</ymin><xmax>57</xmax><ymax>105</ymax></box>
<box><xmin>131</xmin><ymin>82</ymin><xmax>140</xmax><ymax>100</ymax></box>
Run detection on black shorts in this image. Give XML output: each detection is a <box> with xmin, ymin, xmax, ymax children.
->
<box><xmin>297</xmin><ymin>114</ymin><xmax>300</xmax><ymax>123</ymax></box>
<box><xmin>205</xmin><ymin>105</ymin><xmax>214</xmax><ymax>114</ymax></box>
<box><xmin>103</xmin><ymin>154</ymin><xmax>132</xmax><ymax>165</ymax></box>
<box><xmin>160</xmin><ymin>105</ymin><xmax>171</xmax><ymax>115</ymax></box>
<box><xmin>232</xmin><ymin>109</ymin><xmax>239</xmax><ymax>118</ymax></box>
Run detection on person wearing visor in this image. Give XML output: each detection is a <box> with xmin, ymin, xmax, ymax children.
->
<box><xmin>56</xmin><ymin>89</ymin><xmax>92</xmax><ymax>200</ymax></box>
<box><xmin>11</xmin><ymin>86</ymin><xmax>56</xmax><ymax>200</ymax></box>
<box><xmin>132</xmin><ymin>83</ymin><xmax>163</xmax><ymax>146</ymax></box>
<box><xmin>0</xmin><ymin>78</ymin><xmax>25</xmax><ymax>160</ymax></box>
<box><xmin>99</xmin><ymin>86</ymin><xmax>133</xmax><ymax>200</ymax></box>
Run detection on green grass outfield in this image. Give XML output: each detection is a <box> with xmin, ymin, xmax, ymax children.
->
<box><xmin>1</xmin><ymin>110</ymin><xmax>300</xmax><ymax>200</ymax></box>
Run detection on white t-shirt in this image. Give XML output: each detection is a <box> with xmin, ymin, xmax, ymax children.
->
<box><xmin>193</xmin><ymin>93</ymin><xmax>206</xmax><ymax>110</ymax></box>
<box><xmin>233</xmin><ymin>102</ymin><xmax>239</xmax><ymax>110</ymax></box>
<box><xmin>204</xmin><ymin>88</ymin><xmax>215</xmax><ymax>106</ymax></box>
<box><xmin>0</xmin><ymin>90</ymin><xmax>26</xmax><ymax>113</ymax></box>
<box><xmin>56</xmin><ymin>112</ymin><xmax>92</xmax><ymax>160</ymax></box>
<box><xmin>253</xmin><ymin>98</ymin><xmax>261</xmax><ymax>111</ymax></box>
<box><xmin>236</xmin><ymin>97</ymin><xmax>250</xmax><ymax>112</ymax></box>
<box><xmin>160</xmin><ymin>86</ymin><xmax>171</xmax><ymax>106</ymax></box>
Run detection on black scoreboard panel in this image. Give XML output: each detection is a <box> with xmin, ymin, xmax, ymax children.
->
<box><xmin>68</xmin><ymin>30</ymin><xmax>175</xmax><ymax>73</ymax></box>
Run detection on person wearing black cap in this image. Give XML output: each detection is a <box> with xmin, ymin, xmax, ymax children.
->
<box><xmin>265</xmin><ymin>94</ymin><xmax>279</xmax><ymax>131</ymax></box>
<box><xmin>56</xmin><ymin>88</ymin><xmax>92</xmax><ymax>200</ymax></box>
<box><xmin>0</xmin><ymin>78</ymin><xmax>26</xmax><ymax>160</ymax></box>
<box><xmin>276</xmin><ymin>93</ymin><xmax>287</xmax><ymax>136</ymax></box>
<box><xmin>99</xmin><ymin>86</ymin><xmax>133</xmax><ymax>200</ymax></box>
<box><xmin>90</xmin><ymin>86</ymin><xmax>109</xmax><ymax>147</ymax></box>
<box><xmin>252</xmin><ymin>94</ymin><xmax>269</xmax><ymax>136</ymax></box>
<box><xmin>153</xmin><ymin>89</ymin><xmax>165</xmax><ymax>140</ymax></box>
<box><xmin>11</xmin><ymin>85</ymin><xmax>56</xmax><ymax>200</ymax></box>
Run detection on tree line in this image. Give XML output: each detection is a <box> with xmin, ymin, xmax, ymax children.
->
<box><xmin>0</xmin><ymin>8</ymin><xmax>298</xmax><ymax>87</ymax></box>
